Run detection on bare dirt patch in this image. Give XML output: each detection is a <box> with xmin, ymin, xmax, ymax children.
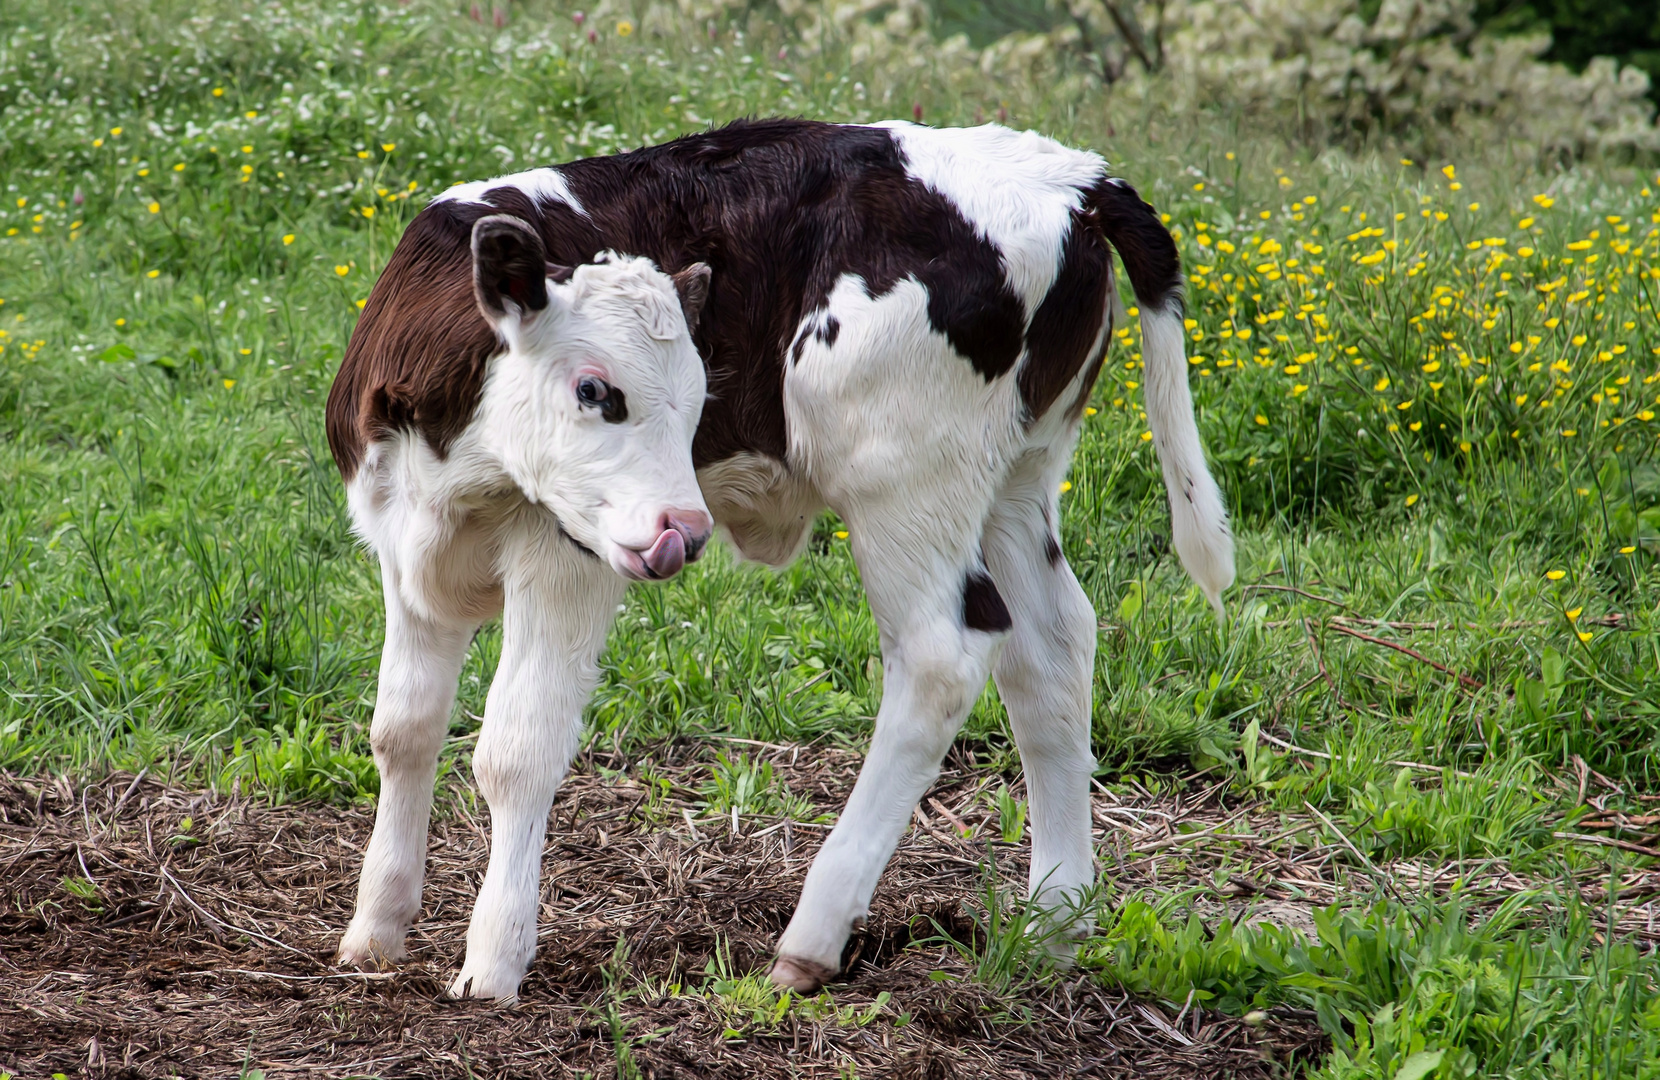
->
<box><xmin>1</xmin><ymin>745</ymin><xmax>1325</xmax><ymax>1078</ymax></box>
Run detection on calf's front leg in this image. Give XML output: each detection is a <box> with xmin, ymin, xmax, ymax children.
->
<box><xmin>448</xmin><ymin>528</ymin><xmax>625</xmax><ymax>1001</ymax></box>
<box><xmin>339</xmin><ymin>572</ymin><xmax>477</xmax><ymax>967</ymax></box>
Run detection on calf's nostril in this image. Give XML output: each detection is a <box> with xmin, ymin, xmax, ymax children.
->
<box><xmin>662</xmin><ymin>509</ymin><xmax>714</xmax><ymax>561</ymax></box>
<box><xmin>684</xmin><ymin>530</ymin><xmax>710</xmax><ymax>562</ymax></box>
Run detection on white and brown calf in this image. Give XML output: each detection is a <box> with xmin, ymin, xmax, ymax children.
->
<box><xmin>324</xmin><ymin>119</ymin><xmax>1233</xmax><ymax>1001</ymax></box>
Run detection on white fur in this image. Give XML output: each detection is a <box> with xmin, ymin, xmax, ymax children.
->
<box><xmin>1141</xmin><ymin>303</ymin><xmax>1235</xmax><ymax>617</ymax></box>
<box><xmin>874</xmin><ymin>121</ymin><xmax>1104</xmax><ymax>313</ymax></box>
<box><xmin>434</xmin><ymin>167</ymin><xmax>586</xmax><ymax>215</ymax></box>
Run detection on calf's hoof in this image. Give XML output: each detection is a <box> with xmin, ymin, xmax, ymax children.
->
<box><xmin>768</xmin><ymin>955</ymin><xmax>838</xmax><ymax>995</ymax></box>
<box><xmin>445</xmin><ymin>962</ymin><xmax>525</xmax><ymax>1003</ymax></box>
<box><xmin>336</xmin><ymin>922</ymin><xmax>409</xmax><ymax>970</ymax></box>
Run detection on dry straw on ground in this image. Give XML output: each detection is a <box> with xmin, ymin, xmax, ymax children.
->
<box><xmin>7</xmin><ymin>741</ymin><xmax>1658</xmax><ymax>1077</ymax></box>
<box><xmin>0</xmin><ymin>746</ymin><xmax>1333</xmax><ymax>1078</ymax></box>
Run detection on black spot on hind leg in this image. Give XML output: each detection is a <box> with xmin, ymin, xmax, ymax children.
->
<box><xmin>1042</xmin><ymin>505</ymin><xmax>1063</xmax><ymax>567</ymax></box>
<box><xmin>963</xmin><ymin>571</ymin><xmax>1012</xmax><ymax>633</ymax></box>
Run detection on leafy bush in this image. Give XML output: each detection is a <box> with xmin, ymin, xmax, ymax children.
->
<box><xmin>966</xmin><ymin>0</ymin><xmax>1659</xmax><ymax>157</ymax></box>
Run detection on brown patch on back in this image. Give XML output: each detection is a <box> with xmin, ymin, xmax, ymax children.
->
<box><xmin>325</xmin><ymin>202</ymin><xmax>500</xmax><ymax>481</ymax></box>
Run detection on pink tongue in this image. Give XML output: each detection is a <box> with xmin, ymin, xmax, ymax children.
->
<box><xmin>642</xmin><ymin>529</ymin><xmax>685</xmax><ymax>579</ymax></box>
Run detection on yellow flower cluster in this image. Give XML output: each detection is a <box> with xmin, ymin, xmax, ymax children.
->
<box><xmin>1086</xmin><ymin>164</ymin><xmax>1659</xmax><ymax>472</ymax></box>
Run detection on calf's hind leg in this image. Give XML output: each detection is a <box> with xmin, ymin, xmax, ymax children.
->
<box><xmin>982</xmin><ymin>462</ymin><xmax>1099</xmax><ymax>939</ymax></box>
<box><xmin>339</xmin><ymin>568</ymin><xmax>479</xmax><ymax>967</ymax></box>
<box><xmin>449</xmin><ymin>522</ymin><xmax>625</xmax><ymax>1001</ymax></box>
<box><xmin>771</xmin><ymin>514</ymin><xmax>1009</xmax><ymax>992</ymax></box>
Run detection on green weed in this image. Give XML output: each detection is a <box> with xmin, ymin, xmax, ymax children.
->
<box><xmin>917</xmin><ymin>860</ymin><xmax>1089</xmax><ymax>995</ymax></box>
<box><xmin>698</xmin><ymin>751</ymin><xmax>820</xmax><ymax>822</ymax></box>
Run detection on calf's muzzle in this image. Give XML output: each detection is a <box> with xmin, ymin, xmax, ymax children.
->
<box><xmin>633</xmin><ymin>508</ymin><xmax>713</xmax><ymax>579</ymax></box>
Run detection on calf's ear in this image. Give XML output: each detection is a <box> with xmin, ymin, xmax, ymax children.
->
<box><xmin>670</xmin><ymin>262</ymin><xmax>712</xmax><ymax>333</ymax></box>
<box><xmin>471</xmin><ymin>214</ymin><xmax>551</xmax><ymax>324</ymax></box>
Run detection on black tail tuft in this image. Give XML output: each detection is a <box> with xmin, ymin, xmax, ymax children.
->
<box><xmin>1088</xmin><ymin>178</ymin><xmax>1182</xmax><ymax>312</ymax></box>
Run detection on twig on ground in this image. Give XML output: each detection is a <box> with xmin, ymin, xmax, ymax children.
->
<box><xmin>1303</xmin><ymin>801</ymin><xmax>1392</xmax><ymax>895</ymax></box>
<box><xmin>184</xmin><ymin>968</ymin><xmax>401</xmax><ymax>982</ymax></box>
<box><xmin>927</xmin><ymin>797</ymin><xmax>971</xmax><ymax>837</ymax></box>
<box><xmin>1242</xmin><ymin>583</ymin><xmax>1348</xmax><ymax>608</ymax></box>
<box><xmin>1554</xmin><ymin>832</ymin><xmax>1660</xmax><ymax>859</ymax></box>
<box><xmin>157</xmin><ymin>864</ymin><xmax>317</xmax><ymax>961</ymax></box>
<box><xmin>1326</xmin><ymin>623</ymin><xmax>1484</xmax><ymax>691</ymax></box>
<box><xmin>1255</xmin><ymin>728</ymin><xmax>1475</xmax><ymax>779</ymax></box>
<box><xmin>110</xmin><ymin>768</ymin><xmax>149</xmax><ymax>818</ymax></box>
<box><xmin>1300</xmin><ymin>618</ymin><xmax>1375</xmax><ymax>716</ymax></box>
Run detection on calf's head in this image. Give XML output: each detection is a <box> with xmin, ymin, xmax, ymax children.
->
<box><xmin>471</xmin><ymin>214</ymin><xmax>712</xmax><ymax>581</ymax></box>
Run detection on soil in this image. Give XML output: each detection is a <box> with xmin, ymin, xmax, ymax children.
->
<box><xmin>0</xmin><ymin>744</ymin><xmax>1325</xmax><ymax>1078</ymax></box>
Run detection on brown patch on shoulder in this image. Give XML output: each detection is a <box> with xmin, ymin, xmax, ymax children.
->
<box><xmin>325</xmin><ymin>201</ymin><xmax>501</xmax><ymax>481</ymax></box>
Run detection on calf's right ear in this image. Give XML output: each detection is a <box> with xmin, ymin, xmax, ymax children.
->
<box><xmin>472</xmin><ymin>215</ymin><xmax>560</xmax><ymax>326</ymax></box>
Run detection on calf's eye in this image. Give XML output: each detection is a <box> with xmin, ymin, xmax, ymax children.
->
<box><xmin>574</xmin><ymin>375</ymin><xmax>628</xmax><ymax>423</ymax></box>
<box><xmin>576</xmin><ymin>376</ymin><xmax>608</xmax><ymax>405</ymax></box>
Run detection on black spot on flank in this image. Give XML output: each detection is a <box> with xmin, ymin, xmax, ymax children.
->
<box><xmin>921</xmin><ymin>257</ymin><xmax>1024</xmax><ymax>380</ymax></box>
<box><xmin>1021</xmin><ymin>212</ymin><xmax>1111</xmax><ymax>423</ymax></box>
<box><xmin>1044</xmin><ymin>533</ymin><xmax>1062</xmax><ymax>567</ymax></box>
<box><xmin>816</xmin><ymin>316</ymin><xmax>840</xmax><ymax>348</ymax></box>
<box><xmin>963</xmin><ymin>571</ymin><xmax>1012</xmax><ymax>633</ymax></box>
<box><xmin>792</xmin><ymin>335</ymin><xmax>808</xmax><ymax>364</ymax></box>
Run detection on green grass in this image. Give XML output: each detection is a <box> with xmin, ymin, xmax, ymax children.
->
<box><xmin>3</xmin><ymin>1</ymin><xmax>1660</xmax><ymax>1076</ymax></box>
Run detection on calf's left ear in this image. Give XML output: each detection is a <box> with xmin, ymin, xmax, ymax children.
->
<box><xmin>670</xmin><ymin>263</ymin><xmax>712</xmax><ymax>333</ymax></box>
<box><xmin>472</xmin><ymin>214</ymin><xmax>553</xmax><ymax>324</ymax></box>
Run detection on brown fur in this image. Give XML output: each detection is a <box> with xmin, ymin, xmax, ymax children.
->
<box><xmin>325</xmin><ymin>204</ymin><xmax>500</xmax><ymax>481</ymax></box>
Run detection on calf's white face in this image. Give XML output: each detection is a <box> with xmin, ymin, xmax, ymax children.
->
<box><xmin>470</xmin><ymin>215</ymin><xmax>713</xmax><ymax>580</ymax></box>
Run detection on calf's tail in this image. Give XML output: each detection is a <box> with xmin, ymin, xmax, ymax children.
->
<box><xmin>1090</xmin><ymin>177</ymin><xmax>1234</xmax><ymax>618</ymax></box>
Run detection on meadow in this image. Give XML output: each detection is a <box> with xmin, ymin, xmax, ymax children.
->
<box><xmin>1</xmin><ymin>0</ymin><xmax>1658</xmax><ymax>1076</ymax></box>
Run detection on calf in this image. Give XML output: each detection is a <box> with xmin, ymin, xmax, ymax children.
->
<box><xmin>325</xmin><ymin>119</ymin><xmax>1233</xmax><ymax>1001</ymax></box>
